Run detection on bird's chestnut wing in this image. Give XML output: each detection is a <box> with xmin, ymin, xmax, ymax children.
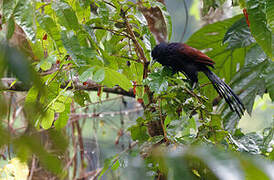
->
<box><xmin>178</xmin><ymin>44</ymin><xmax>215</xmax><ymax>68</ymax></box>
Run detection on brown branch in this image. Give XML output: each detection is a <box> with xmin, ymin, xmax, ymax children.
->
<box><xmin>0</xmin><ymin>78</ymin><xmax>135</xmax><ymax>97</ymax></box>
<box><xmin>71</xmin><ymin>103</ymin><xmax>78</xmax><ymax>179</ymax></box>
<box><xmin>77</xmin><ymin>168</ymin><xmax>103</xmax><ymax>180</ymax></box>
<box><xmin>121</xmin><ymin>8</ymin><xmax>152</xmax><ymax>104</ymax></box>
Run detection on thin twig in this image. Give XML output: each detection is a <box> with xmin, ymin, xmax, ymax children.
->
<box><xmin>28</xmin><ymin>156</ymin><xmax>36</xmax><ymax>180</ymax></box>
<box><xmin>77</xmin><ymin>168</ymin><xmax>103</xmax><ymax>180</ymax></box>
<box><xmin>65</xmin><ymin>151</ymin><xmax>77</xmax><ymax>170</ymax></box>
<box><xmin>102</xmin><ymin>0</ymin><xmax>116</xmax><ymax>8</ymax></box>
<box><xmin>92</xmin><ymin>26</ymin><xmax>132</xmax><ymax>39</ymax></box>
<box><xmin>112</xmin><ymin>54</ymin><xmax>142</xmax><ymax>63</ymax></box>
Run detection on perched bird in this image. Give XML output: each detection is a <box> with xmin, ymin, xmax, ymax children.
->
<box><xmin>151</xmin><ymin>42</ymin><xmax>245</xmax><ymax>117</ymax></box>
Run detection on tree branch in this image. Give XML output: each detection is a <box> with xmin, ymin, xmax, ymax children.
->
<box><xmin>0</xmin><ymin>78</ymin><xmax>135</xmax><ymax>97</ymax></box>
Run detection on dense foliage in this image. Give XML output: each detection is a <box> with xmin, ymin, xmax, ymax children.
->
<box><xmin>0</xmin><ymin>0</ymin><xmax>273</xmax><ymax>179</ymax></box>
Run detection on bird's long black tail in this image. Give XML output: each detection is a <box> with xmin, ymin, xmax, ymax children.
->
<box><xmin>203</xmin><ymin>69</ymin><xmax>245</xmax><ymax>117</ymax></box>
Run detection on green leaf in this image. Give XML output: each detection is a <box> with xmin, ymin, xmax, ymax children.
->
<box><xmin>244</xmin><ymin>44</ymin><xmax>267</xmax><ymax>66</ymax></box>
<box><xmin>52</xmin><ymin>1</ymin><xmax>80</xmax><ymax>31</ymax></box>
<box><xmin>52</xmin><ymin>102</ymin><xmax>65</xmax><ymax>113</ymax></box>
<box><xmin>55</xmin><ymin>96</ymin><xmax>72</xmax><ymax>130</ymax></box>
<box><xmin>2</xmin><ymin>0</ymin><xmax>16</xmax><ymax>21</ymax></box>
<box><xmin>235</xmin><ymin>133</ymin><xmax>263</xmax><ymax>154</ymax></box>
<box><xmin>6</xmin><ymin>17</ymin><xmax>15</xmax><ymax>40</ymax></box>
<box><xmin>40</xmin><ymin>59</ymin><xmax>52</xmax><ymax>71</ymax></box>
<box><xmin>103</xmin><ymin>68</ymin><xmax>132</xmax><ymax>91</ymax></box>
<box><xmin>98</xmin><ymin>156</ymin><xmax>118</xmax><ymax>180</ymax></box>
<box><xmin>223</xmin><ymin>17</ymin><xmax>255</xmax><ymax>49</ymax></box>
<box><xmin>93</xmin><ymin>68</ymin><xmax>105</xmax><ymax>83</ymax></box>
<box><xmin>266</xmin><ymin>0</ymin><xmax>274</xmax><ymax>33</ymax></box>
<box><xmin>41</xmin><ymin>109</ymin><xmax>55</xmax><ymax>129</ymax></box>
<box><xmin>246</xmin><ymin>0</ymin><xmax>273</xmax><ymax>59</ymax></box>
<box><xmin>73</xmin><ymin>90</ymin><xmax>91</xmax><ymax>107</ymax></box>
<box><xmin>111</xmin><ymin>160</ymin><xmax>120</xmax><ymax>171</ymax></box>
<box><xmin>61</xmin><ymin>31</ymin><xmax>96</xmax><ymax>65</ymax></box>
<box><xmin>36</xmin><ymin>13</ymin><xmax>62</xmax><ymax>48</ymax></box>
<box><xmin>95</xmin><ymin>29</ymin><xmax>107</xmax><ymax>43</ymax></box>
<box><xmin>3</xmin><ymin>0</ymin><xmax>35</xmax><ymax>41</ymax></box>
<box><xmin>13</xmin><ymin>0</ymin><xmax>36</xmax><ymax>42</ymax></box>
<box><xmin>61</xmin><ymin>31</ymin><xmax>84</xmax><ymax>65</ymax></box>
<box><xmin>97</xmin><ymin>1</ymin><xmax>109</xmax><ymax>24</ymax></box>
<box><xmin>44</xmin><ymin>81</ymin><xmax>60</xmax><ymax>104</ymax></box>
<box><xmin>79</xmin><ymin>67</ymin><xmax>95</xmax><ymax>82</ymax></box>
<box><xmin>128</xmin><ymin>124</ymin><xmax>149</xmax><ymax>144</ymax></box>
<box><xmin>145</xmin><ymin>67</ymin><xmax>171</xmax><ymax>94</ymax></box>
<box><xmin>24</xmin><ymin>85</ymin><xmax>39</xmax><ymax>107</ymax></box>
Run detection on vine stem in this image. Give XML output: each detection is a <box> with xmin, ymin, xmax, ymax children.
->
<box><xmin>159</xmin><ymin>99</ymin><xmax>168</xmax><ymax>142</ymax></box>
<box><xmin>121</xmin><ymin>8</ymin><xmax>152</xmax><ymax>104</ymax></box>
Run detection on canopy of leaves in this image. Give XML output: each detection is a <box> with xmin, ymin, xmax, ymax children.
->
<box><xmin>0</xmin><ymin>0</ymin><xmax>273</xmax><ymax>179</ymax></box>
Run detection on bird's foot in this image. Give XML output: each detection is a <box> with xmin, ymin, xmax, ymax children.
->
<box><xmin>191</xmin><ymin>82</ymin><xmax>197</xmax><ymax>90</ymax></box>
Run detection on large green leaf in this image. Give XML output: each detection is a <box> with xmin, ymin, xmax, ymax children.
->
<box><xmin>61</xmin><ymin>31</ymin><xmax>95</xmax><ymax>66</ymax></box>
<box><xmin>246</xmin><ymin>0</ymin><xmax>273</xmax><ymax>59</ymax></box>
<box><xmin>2</xmin><ymin>0</ymin><xmax>15</xmax><ymax>21</ymax></box>
<box><xmin>103</xmin><ymin>68</ymin><xmax>132</xmax><ymax>91</ymax></box>
<box><xmin>51</xmin><ymin>1</ymin><xmax>80</xmax><ymax>31</ymax></box>
<box><xmin>266</xmin><ymin>0</ymin><xmax>274</xmax><ymax>33</ymax></box>
<box><xmin>223</xmin><ymin>17</ymin><xmax>255</xmax><ymax>49</ymax></box>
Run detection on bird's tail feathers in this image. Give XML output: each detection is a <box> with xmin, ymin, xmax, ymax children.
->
<box><xmin>203</xmin><ymin>69</ymin><xmax>245</xmax><ymax>117</ymax></box>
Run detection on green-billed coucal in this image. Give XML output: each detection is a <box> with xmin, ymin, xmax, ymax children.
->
<box><xmin>151</xmin><ymin>42</ymin><xmax>245</xmax><ymax>117</ymax></box>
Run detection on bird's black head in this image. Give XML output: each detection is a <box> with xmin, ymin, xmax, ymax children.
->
<box><xmin>151</xmin><ymin>42</ymin><xmax>168</xmax><ymax>61</ymax></box>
